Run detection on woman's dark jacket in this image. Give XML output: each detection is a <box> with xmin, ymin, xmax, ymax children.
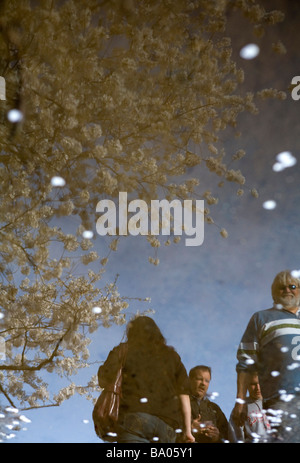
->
<box><xmin>98</xmin><ymin>342</ymin><xmax>190</xmax><ymax>429</ymax></box>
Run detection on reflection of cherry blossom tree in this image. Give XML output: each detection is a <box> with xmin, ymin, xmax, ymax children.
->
<box><xmin>0</xmin><ymin>0</ymin><xmax>285</xmax><ymax>414</ymax></box>
<box><xmin>0</xmin><ymin>404</ymin><xmax>31</xmax><ymax>442</ymax></box>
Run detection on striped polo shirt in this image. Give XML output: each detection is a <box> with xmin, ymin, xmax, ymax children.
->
<box><xmin>236</xmin><ymin>307</ymin><xmax>300</xmax><ymax>401</ymax></box>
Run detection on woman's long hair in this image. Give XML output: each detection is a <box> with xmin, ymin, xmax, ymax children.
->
<box><xmin>126</xmin><ymin>316</ymin><xmax>167</xmax><ymax>350</ymax></box>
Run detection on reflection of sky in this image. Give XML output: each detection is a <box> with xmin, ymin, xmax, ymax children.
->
<box><xmin>8</xmin><ymin>0</ymin><xmax>300</xmax><ymax>443</ymax></box>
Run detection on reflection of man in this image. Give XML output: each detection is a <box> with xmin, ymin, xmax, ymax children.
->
<box><xmin>229</xmin><ymin>372</ymin><xmax>271</xmax><ymax>442</ymax></box>
<box><xmin>189</xmin><ymin>365</ymin><xmax>228</xmax><ymax>443</ymax></box>
<box><xmin>232</xmin><ymin>270</ymin><xmax>300</xmax><ymax>442</ymax></box>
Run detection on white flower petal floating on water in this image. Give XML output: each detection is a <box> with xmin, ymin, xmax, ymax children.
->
<box><xmin>287</xmin><ymin>363</ymin><xmax>300</xmax><ymax>370</ymax></box>
<box><xmin>5</xmin><ymin>407</ymin><xmax>19</xmax><ymax>414</ymax></box>
<box><xmin>274</xmin><ymin>303</ymin><xmax>283</xmax><ymax>310</ymax></box>
<box><xmin>7</xmin><ymin>109</ymin><xmax>23</xmax><ymax>123</ymax></box>
<box><xmin>240</xmin><ymin>43</ymin><xmax>260</xmax><ymax>60</ymax></box>
<box><xmin>277</xmin><ymin>151</ymin><xmax>297</xmax><ymax>168</ymax></box>
<box><xmin>272</xmin><ymin>162</ymin><xmax>285</xmax><ymax>172</ymax></box>
<box><xmin>235</xmin><ymin>398</ymin><xmax>245</xmax><ymax>404</ymax></box>
<box><xmin>92</xmin><ymin>306</ymin><xmax>102</xmax><ymax>314</ymax></box>
<box><xmin>246</xmin><ymin>358</ymin><xmax>255</xmax><ymax>365</ymax></box>
<box><xmin>82</xmin><ymin>230</ymin><xmax>94</xmax><ymax>239</ymax></box>
<box><xmin>19</xmin><ymin>415</ymin><xmax>31</xmax><ymax>424</ymax></box>
<box><xmin>263</xmin><ymin>200</ymin><xmax>277</xmax><ymax>210</ymax></box>
<box><xmin>51</xmin><ymin>176</ymin><xmax>66</xmax><ymax>187</ymax></box>
<box><xmin>273</xmin><ymin>151</ymin><xmax>297</xmax><ymax>171</ymax></box>
<box><xmin>280</xmin><ymin>346</ymin><xmax>289</xmax><ymax>353</ymax></box>
<box><xmin>291</xmin><ymin>269</ymin><xmax>300</xmax><ymax>279</ymax></box>
<box><xmin>280</xmin><ymin>393</ymin><xmax>295</xmax><ymax>402</ymax></box>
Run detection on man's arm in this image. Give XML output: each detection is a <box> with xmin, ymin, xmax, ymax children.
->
<box><xmin>231</xmin><ymin>370</ymin><xmax>249</xmax><ymax>426</ymax></box>
<box><xmin>234</xmin><ymin>313</ymin><xmax>260</xmax><ymax>426</ymax></box>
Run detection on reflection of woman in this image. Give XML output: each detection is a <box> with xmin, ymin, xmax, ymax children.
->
<box><xmin>98</xmin><ymin>316</ymin><xmax>195</xmax><ymax>443</ymax></box>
